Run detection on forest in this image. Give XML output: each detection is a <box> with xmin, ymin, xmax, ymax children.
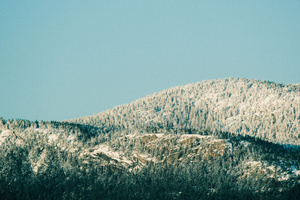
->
<box><xmin>0</xmin><ymin>78</ymin><xmax>299</xmax><ymax>199</ymax></box>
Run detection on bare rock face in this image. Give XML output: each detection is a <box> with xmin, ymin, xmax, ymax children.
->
<box><xmin>141</xmin><ymin>134</ymin><xmax>158</xmax><ymax>145</ymax></box>
<box><xmin>94</xmin><ymin>152</ymin><xmax>114</xmax><ymax>162</ymax></box>
<box><xmin>202</xmin><ymin>140</ymin><xmax>227</xmax><ymax>160</ymax></box>
<box><xmin>178</xmin><ymin>136</ymin><xmax>200</xmax><ymax>145</ymax></box>
<box><xmin>137</xmin><ymin>155</ymin><xmax>146</xmax><ymax>164</ymax></box>
<box><xmin>166</xmin><ymin>152</ymin><xmax>183</xmax><ymax>165</ymax></box>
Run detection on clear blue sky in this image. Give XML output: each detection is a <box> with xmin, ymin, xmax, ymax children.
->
<box><xmin>1</xmin><ymin>1</ymin><xmax>299</xmax><ymax>121</ymax></box>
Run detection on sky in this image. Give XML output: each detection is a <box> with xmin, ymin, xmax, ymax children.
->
<box><xmin>1</xmin><ymin>1</ymin><xmax>300</xmax><ymax>121</ymax></box>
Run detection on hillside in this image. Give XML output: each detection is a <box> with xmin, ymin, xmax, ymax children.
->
<box><xmin>0</xmin><ymin>78</ymin><xmax>300</xmax><ymax>199</ymax></box>
<box><xmin>73</xmin><ymin>78</ymin><xmax>300</xmax><ymax>146</ymax></box>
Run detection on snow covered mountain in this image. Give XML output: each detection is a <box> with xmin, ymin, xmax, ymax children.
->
<box><xmin>0</xmin><ymin>78</ymin><xmax>299</xmax><ymax>199</ymax></box>
<box><xmin>73</xmin><ymin>78</ymin><xmax>300</xmax><ymax>146</ymax></box>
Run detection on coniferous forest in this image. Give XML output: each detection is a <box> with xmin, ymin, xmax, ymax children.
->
<box><xmin>0</xmin><ymin>78</ymin><xmax>300</xmax><ymax>199</ymax></box>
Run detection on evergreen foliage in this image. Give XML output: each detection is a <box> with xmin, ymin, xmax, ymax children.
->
<box><xmin>72</xmin><ymin>78</ymin><xmax>300</xmax><ymax>145</ymax></box>
<box><xmin>0</xmin><ymin>78</ymin><xmax>299</xmax><ymax>199</ymax></box>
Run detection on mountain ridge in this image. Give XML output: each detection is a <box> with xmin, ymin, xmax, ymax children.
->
<box><xmin>71</xmin><ymin>78</ymin><xmax>300</xmax><ymax>146</ymax></box>
<box><xmin>1</xmin><ymin>77</ymin><xmax>299</xmax><ymax>199</ymax></box>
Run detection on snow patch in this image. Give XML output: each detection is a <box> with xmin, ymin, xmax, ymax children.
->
<box><xmin>240</xmin><ymin>140</ymin><xmax>251</xmax><ymax>147</ymax></box>
<box><xmin>209</xmin><ymin>139</ymin><xmax>225</xmax><ymax>144</ymax></box>
<box><xmin>143</xmin><ymin>133</ymin><xmax>165</xmax><ymax>138</ymax></box>
<box><xmin>180</xmin><ymin>134</ymin><xmax>211</xmax><ymax>139</ymax></box>
<box><xmin>34</xmin><ymin>128</ymin><xmax>48</xmax><ymax>134</ymax></box>
<box><xmin>48</xmin><ymin>134</ymin><xmax>58</xmax><ymax>142</ymax></box>
<box><xmin>31</xmin><ymin>151</ymin><xmax>47</xmax><ymax>173</ymax></box>
<box><xmin>67</xmin><ymin>135</ymin><xmax>76</xmax><ymax>143</ymax></box>
<box><xmin>291</xmin><ymin>165</ymin><xmax>300</xmax><ymax>176</ymax></box>
<box><xmin>246</xmin><ymin>161</ymin><xmax>262</xmax><ymax>167</ymax></box>
<box><xmin>0</xmin><ymin>130</ymin><xmax>11</xmax><ymax>144</ymax></box>
<box><xmin>91</xmin><ymin>145</ymin><xmax>133</xmax><ymax>165</ymax></box>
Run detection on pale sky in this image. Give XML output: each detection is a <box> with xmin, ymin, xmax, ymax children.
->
<box><xmin>1</xmin><ymin>1</ymin><xmax>300</xmax><ymax>121</ymax></box>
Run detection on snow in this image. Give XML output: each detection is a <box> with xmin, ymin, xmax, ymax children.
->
<box><xmin>209</xmin><ymin>139</ymin><xmax>225</xmax><ymax>143</ymax></box>
<box><xmin>67</xmin><ymin>135</ymin><xmax>76</xmax><ymax>143</ymax></box>
<box><xmin>136</xmin><ymin>152</ymin><xmax>159</xmax><ymax>163</ymax></box>
<box><xmin>31</xmin><ymin>151</ymin><xmax>47</xmax><ymax>173</ymax></box>
<box><xmin>143</xmin><ymin>133</ymin><xmax>164</xmax><ymax>138</ymax></box>
<box><xmin>180</xmin><ymin>134</ymin><xmax>211</xmax><ymax>139</ymax></box>
<box><xmin>15</xmin><ymin>138</ymin><xmax>24</xmax><ymax>146</ymax></box>
<box><xmin>34</xmin><ymin>128</ymin><xmax>48</xmax><ymax>134</ymax></box>
<box><xmin>266</xmin><ymin>165</ymin><xmax>276</xmax><ymax>172</ymax></box>
<box><xmin>225</xmin><ymin>140</ymin><xmax>233</xmax><ymax>151</ymax></box>
<box><xmin>0</xmin><ymin>130</ymin><xmax>11</xmax><ymax>144</ymax></box>
<box><xmin>0</xmin><ymin>130</ymin><xmax>24</xmax><ymax>146</ymax></box>
<box><xmin>240</xmin><ymin>140</ymin><xmax>251</xmax><ymax>147</ymax></box>
<box><xmin>48</xmin><ymin>134</ymin><xmax>58</xmax><ymax>142</ymax></box>
<box><xmin>1</xmin><ymin>130</ymin><xmax>12</xmax><ymax>135</ymax></box>
<box><xmin>177</xmin><ymin>134</ymin><xmax>211</xmax><ymax>143</ymax></box>
<box><xmin>125</xmin><ymin>134</ymin><xmax>136</xmax><ymax>139</ymax></box>
<box><xmin>246</xmin><ymin>161</ymin><xmax>262</xmax><ymax>166</ymax></box>
<box><xmin>278</xmin><ymin>173</ymin><xmax>290</xmax><ymax>181</ymax></box>
<box><xmin>243</xmin><ymin>160</ymin><xmax>300</xmax><ymax>182</ymax></box>
<box><xmin>291</xmin><ymin>165</ymin><xmax>300</xmax><ymax>176</ymax></box>
<box><xmin>154</xmin><ymin>133</ymin><xmax>164</xmax><ymax>138</ymax></box>
<box><xmin>91</xmin><ymin>144</ymin><xmax>133</xmax><ymax>165</ymax></box>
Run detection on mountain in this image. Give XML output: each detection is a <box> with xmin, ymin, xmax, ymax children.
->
<box><xmin>73</xmin><ymin>78</ymin><xmax>300</xmax><ymax>146</ymax></box>
<box><xmin>0</xmin><ymin>78</ymin><xmax>299</xmax><ymax>200</ymax></box>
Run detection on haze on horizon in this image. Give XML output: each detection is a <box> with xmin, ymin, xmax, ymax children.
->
<box><xmin>0</xmin><ymin>1</ymin><xmax>299</xmax><ymax>121</ymax></box>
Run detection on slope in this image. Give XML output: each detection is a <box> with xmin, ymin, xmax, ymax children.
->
<box><xmin>72</xmin><ymin>78</ymin><xmax>300</xmax><ymax>146</ymax></box>
<box><xmin>0</xmin><ymin>119</ymin><xmax>299</xmax><ymax>199</ymax></box>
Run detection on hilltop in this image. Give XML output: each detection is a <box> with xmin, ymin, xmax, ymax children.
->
<box><xmin>73</xmin><ymin>78</ymin><xmax>300</xmax><ymax>146</ymax></box>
